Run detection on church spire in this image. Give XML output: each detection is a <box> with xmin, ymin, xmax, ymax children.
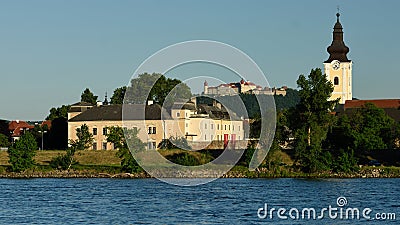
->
<box><xmin>325</xmin><ymin>12</ymin><xmax>350</xmax><ymax>63</ymax></box>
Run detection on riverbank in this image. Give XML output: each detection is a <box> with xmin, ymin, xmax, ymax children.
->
<box><xmin>1</xmin><ymin>150</ymin><xmax>400</xmax><ymax>179</ymax></box>
<box><xmin>1</xmin><ymin>165</ymin><xmax>400</xmax><ymax>179</ymax></box>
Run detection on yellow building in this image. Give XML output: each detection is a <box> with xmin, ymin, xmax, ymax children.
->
<box><xmin>68</xmin><ymin>100</ymin><xmax>246</xmax><ymax>150</ymax></box>
<box><xmin>323</xmin><ymin>12</ymin><xmax>352</xmax><ymax>104</ymax></box>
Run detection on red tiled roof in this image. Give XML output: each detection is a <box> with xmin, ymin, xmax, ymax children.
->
<box><xmin>345</xmin><ymin>99</ymin><xmax>400</xmax><ymax>109</ymax></box>
<box><xmin>8</xmin><ymin>120</ymin><xmax>34</xmax><ymax>137</ymax></box>
<box><xmin>41</xmin><ymin>120</ymin><xmax>52</xmax><ymax>129</ymax></box>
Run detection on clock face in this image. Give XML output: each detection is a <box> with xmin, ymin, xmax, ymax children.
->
<box><xmin>332</xmin><ymin>60</ymin><xmax>340</xmax><ymax>70</ymax></box>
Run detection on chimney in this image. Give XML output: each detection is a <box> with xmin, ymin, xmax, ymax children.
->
<box><xmin>16</xmin><ymin>120</ymin><xmax>19</xmax><ymax>124</ymax></box>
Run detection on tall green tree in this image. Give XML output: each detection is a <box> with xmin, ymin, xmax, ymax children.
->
<box><xmin>110</xmin><ymin>86</ymin><xmax>127</xmax><ymax>105</ymax></box>
<box><xmin>7</xmin><ymin>132</ymin><xmax>38</xmax><ymax>172</ymax></box>
<box><xmin>81</xmin><ymin>88</ymin><xmax>98</xmax><ymax>105</ymax></box>
<box><xmin>125</xmin><ymin>73</ymin><xmax>192</xmax><ymax>107</ymax></box>
<box><xmin>106</xmin><ymin>126</ymin><xmax>144</xmax><ymax>173</ymax></box>
<box><xmin>292</xmin><ymin>68</ymin><xmax>338</xmax><ymax>172</ymax></box>
<box><xmin>0</xmin><ymin>134</ymin><xmax>10</xmax><ymax>148</ymax></box>
<box><xmin>71</xmin><ymin>124</ymin><xmax>94</xmax><ymax>150</ymax></box>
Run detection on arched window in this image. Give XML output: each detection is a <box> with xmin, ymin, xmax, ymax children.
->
<box><xmin>334</xmin><ymin>77</ymin><xmax>339</xmax><ymax>85</ymax></box>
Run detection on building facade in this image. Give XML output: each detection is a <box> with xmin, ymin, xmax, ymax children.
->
<box><xmin>68</xmin><ymin>100</ymin><xmax>246</xmax><ymax>150</ymax></box>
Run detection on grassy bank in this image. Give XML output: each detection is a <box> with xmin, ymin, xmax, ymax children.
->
<box><xmin>0</xmin><ymin>149</ymin><xmax>400</xmax><ymax>178</ymax></box>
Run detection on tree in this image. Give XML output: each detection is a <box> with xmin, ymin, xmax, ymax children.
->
<box><xmin>50</xmin><ymin>143</ymin><xmax>78</xmax><ymax>170</ymax></box>
<box><xmin>72</xmin><ymin>124</ymin><xmax>94</xmax><ymax>150</ymax></box>
<box><xmin>110</xmin><ymin>86</ymin><xmax>127</xmax><ymax>105</ymax></box>
<box><xmin>106</xmin><ymin>126</ymin><xmax>144</xmax><ymax>173</ymax></box>
<box><xmin>0</xmin><ymin>134</ymin><xmax>10</xmax><ymax>148</ymax></box>
<box><xmin>328</xmin><ymin>103</ymin><xmax>397</xmax><ymax>152</ymax></box>
<box><xmin>7</xmin><ymin>132</ymin><xmax>38</xmax><ymax>172</ymax></box>
<box><xmin>125</xmin><ymin>73</ymin><xmax>192</xmax><ymax>108</ymax></box>
<box><xmin>292</xmin><ymin>68</ymin><xmax>339</xmax><ymax>173</ymax></box>
<box><xmin>81</xmin><ymin>88</ymin><xmax>98</xmax><ymax>105</ymax></box>
<box><xmin>46</xmin><ymin>105</ymin><xmax>71</xmax><ymax>120</ymax></box>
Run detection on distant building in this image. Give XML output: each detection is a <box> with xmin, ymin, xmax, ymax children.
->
<box><xmin>8</xmin><ymin>120</ymin><xmax>34</xmax><ymax>143</ymax></box>
<box><xmin>203</xmin><ymin>79</ymin><xmax>287</xmax><ymax>96</ymax></box>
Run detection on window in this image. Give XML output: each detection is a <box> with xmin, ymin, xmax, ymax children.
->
<box><xmin>232</xmin><ymin>125</ymin><xmax>234</xmax><ymax>131</ymax></box>
<box><xmin>225</xmin><ymin>125</ymin><xmax>227</xmax><ymax>130</ymax></box>
<box><xmin>102</xmin><ymin>128</ymin><xmax>107</xmax><ymax>135</ymax></box>
<box><xmin>334</xmin><ymin>77</ymin><xmax>339</xmax><ymax>85</ymax></box>
<box><xmin>229</xmin><ymin>125</ymin><xmax>230</xmax><ymax>130</ymax></box>
<box><xmin>102</xmin><ymin>142</ymin><xmax>107</xmax><ymax>150</ymax></box>
<box><xmin>211</xmin><ymin>124</ymin><xmax>214</xmax><ymax>129</ymax></box>
<box><xmin>92</xmin><ymin>142</ymin><xmax>97</xmax><ymax>150</ymax></box>
<box><xmin>186</xmin><ymin>123</ymin><xmax>188</xmax><ymax>128</ymax></box>
<box><xmin>239</xmin><ymin>126</ymin><xmax>240</xmax><ymax>131</ymax></box>
<box><xmin>148</xmin><ymin>127</ymin><xmax>152</xmax><ymax>134</ymax></box>
<box><xmin>205</xmin><ymin>123</ymin><xmax>207</xmax><ymax>129</ymax></box>
<box><xmin>217</xmin><ymin>135</ymin><xmax>219</xmax><ymax>140</ymax></box>
<box><xmin>152</xmin><ymin>127</ymin><xmax>156</xmax><ymax>134</ymax></box>
<box><xmin>238</xmin><ymin>136</ymin><xmax>241</xmax><ymax>140</ymax></box>
<box><xmin>93</xmin><ymin>128</ymin><xmax>97</xmax><ymax>135</ymax></box>
<box><xmin>211</xmin><ymin>135</ymin><xmax>213</xmax><ymax>140</ymax></box>
<box><xmin>217</xmin><ymin>124</ymin><xmax>219</xmax><ymax>130</ymax></box>
<box><xmin>204</xmin><ymin>134</ymin><xmax>207</xmax><ymax>140</ymax></box>
<box><xmin>177</xmin><ymin>112</ymin><xmax>180</xmax><ymax>117</ymax></box>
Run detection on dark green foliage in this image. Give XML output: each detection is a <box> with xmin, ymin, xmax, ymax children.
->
<box><xmin>240</xmin><ymin>145</ymin><xmax>256</xmax><ymax>167</ymax></box>
<box><xmin>0</xmin><ymin>120</ymin><xmax>9</xmax><ymax>137</ymax></box>
<box><xmin>106</xmin><ymin>127</ymin><xmax>144</xmax><ymax>173</ymax></box>
<box><xmin>46</xmin><ymin>105</ymin><xmax>71</xmax><ymax>120</ymax></box>
<box><xmin>158</xmin><ymin>137</ymin><xmax>191</xmax><ymax>150</ymax></box>
<box><xmin>74</xmin><ymin>124</ymin><xmax>94</xmax><ymax>150</ymax></box>
<box><xmin>327</xmin><ymin>103</ymin><xmax>397</xmax><ymax>152</ymax></box>
<box><xmin>110</xmin><ymin>86</ymin><xmax>127</xmax><ymax>105</ymax></box>
<box><xmin>49</xmin><ymin>147</ymin><xmax>78</xmax><ymax>170</ymax></box>
<box><xmin>7</xmin><ymin>132</ymin><xmax>38</xmax><ymax>172</ymax></box>
<box><xmin>166</xmin><ymin>152</ymin><xmax>201</xmax><ymax>166</ymax></box>
<box><xmin>0</xmin><ymin>134</ymin><xmax>10</xmax><ymax>147</ymax></box>
<box><xmin>332</xmin><ymin>149</ymin><xmax>358</xmax><ymax>173</ymax></box>
<box><xmin>292</xmin><ymin>68</ymin><xmax>338</xmax><ymax>173</ymax></box>
<box><xmin>81</xmin><ymin>88</ymin><xmax>98</xmax><ymax>105</ymax></box>
<box><xmin>274</xmin><ymin>88</ymin><xmax>300</xmax><ymax>111</ymax></box>
<box><xmin>47</xmin><ymin>118</ymin><xmax>68</xmax><ymax>150</ymax></box>
<box><xmin>125</xmin><ymin>73</ymin><xmax>192</xmax><ymax>108</ymax></box>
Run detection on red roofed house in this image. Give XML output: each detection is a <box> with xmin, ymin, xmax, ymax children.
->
<box><xmin>9</xmin><ymin>120</ymin><xmax>34</xmax><ymax>143</ymax></box>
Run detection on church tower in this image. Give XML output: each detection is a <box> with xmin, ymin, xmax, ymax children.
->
<box><xmin>324</xmin><ymin>12</ymin><xmax>352</xmax><ymax>104</ymax></box>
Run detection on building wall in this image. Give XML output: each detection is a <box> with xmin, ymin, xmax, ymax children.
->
<box><xmin>68</xmin><ymin>111</ymin><xmax>245</xmax><ymax>150</ymax></box>
<box><xmin>324</xmin><ymin>61</ymin><xmax>352</xmax><ymax>104</ymax></box>
<box><xmin>68</xmin><ymin>120</ymin><xmax>168</xmax><ymax>150</ymax></box>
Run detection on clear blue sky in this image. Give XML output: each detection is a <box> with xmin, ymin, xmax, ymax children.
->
<box><xmin>1</xmin><ymin>0</ymin><xmax>399</xmax><ymax>120</ymax></box>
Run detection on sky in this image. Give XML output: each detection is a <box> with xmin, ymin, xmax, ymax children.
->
<box><xmin>1</xmin><ymin>0</ymin><xmax>399</xmax><ymax>121</ymax></box>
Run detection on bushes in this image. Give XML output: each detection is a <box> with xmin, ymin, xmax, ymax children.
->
<box><xmin>166</xmin><ymin>152</ymin><xmax>201</xmax><ymax>166</ymax></box>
